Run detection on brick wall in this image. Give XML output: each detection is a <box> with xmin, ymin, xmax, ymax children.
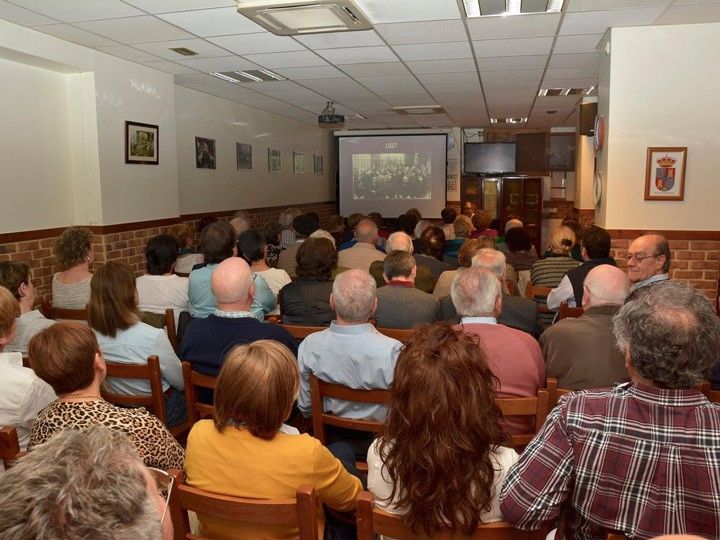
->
<box><xmin>0</xmin><ymin>201</ymin><xmax>335</xmax><ymax>305</ymax></box>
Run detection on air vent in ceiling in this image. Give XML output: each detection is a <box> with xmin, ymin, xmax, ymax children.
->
<box><xmin>237</xmin><ymin>0</ymin><xmax>373</xmax><ymax>36</ymax></box>
<box><xmin>169</xmin><ymin>47</ymin><xmax>198</xmax><ymax>56</ymax></box>
<box><xmin>392</xmin><ymin>105</ymin><xmax>445</xmax><ymax>115</ymax></box>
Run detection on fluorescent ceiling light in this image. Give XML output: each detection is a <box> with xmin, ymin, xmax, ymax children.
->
<box><xmin>392</xmin><ymin>105</ymin><xmax>445</xmax><ymax>115</ymax></box>
<box><xmin>490</xmin><ymin>117</ymin><xmax>528</xmax><ymax>124</ymax></box>
<box><xmin>463</xmin><ymin>0</ymin><xmax>564</xmax><ymax>17</ymax></box>
<box><xmin>210</xmin><ymin>72</ymin><xmax>242</xmax><ymax>83</ymax></box>
<box><xmin>354</xmin><ymin>113</ymin><xmax>366</xmax><ymax>119</ymax></box>
<box><xmin>235</xmin><ymin>71</ymin><xmax>263</xmax><ymax>82</ymax></box>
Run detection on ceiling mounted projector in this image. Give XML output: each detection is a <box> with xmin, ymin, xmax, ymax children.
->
<box><xmin>236</xmin><ymin>0</ymin><xmax>373</xmax><ymax>36</ymax></box>
<box><xmin>318</xmin><ymin>101</ymin><xmax>344</xmax><ymax>129</ymax></box>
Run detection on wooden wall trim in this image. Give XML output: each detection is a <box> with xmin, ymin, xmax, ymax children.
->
<box><xmin>607</xmin><ymin>229</ymin><xmax>720</xmax><ymax>240</ymax></box>
<box><xmin>0</xmin><ymin>227</ymin><xmax>68</xmax><ymax>243</ymax></box>
<box><xmin>179</xmin><ymin>201</ymin><xmax>336</xmax><ymax>222</ymax></box>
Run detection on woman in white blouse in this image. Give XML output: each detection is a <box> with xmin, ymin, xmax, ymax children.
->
<box><xmin>52</xmin><ymin>226</ymin><xmax>93</xmax><ymax>309</ymax></box>
<box><xmin>237</xmin><ymin>229</ymin><xmax>291</xmax><ymax>316</ymax></box>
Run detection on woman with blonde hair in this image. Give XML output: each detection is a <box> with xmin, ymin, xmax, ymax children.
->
<box><xmin>185</xmin><ymin>339</ymin><xmax>362</xmax><ymax>539</ymax></box>
<box><xmin>52</xmin><ymin>226</ymin><xmax>93</xmax><ymax>309</ymax></box>
<box><xmin>368</xmin><ymin>323</ymin><xmax>517</xmax><ymax>535</ymax></box>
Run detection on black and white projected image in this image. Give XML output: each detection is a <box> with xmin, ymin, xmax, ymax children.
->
<box><xmin>352</xmin><ymin>153</ymin><xmax>431</xmax><ymax>200</ymax></box>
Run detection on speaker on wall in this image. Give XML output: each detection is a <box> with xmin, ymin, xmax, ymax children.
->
<box><xmin>579</xmin><ymin>102</ymin><xmax>598</xmax><ymax>136</ymax></box>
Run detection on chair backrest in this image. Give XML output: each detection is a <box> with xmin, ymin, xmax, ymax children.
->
<box><xmin>496</xmin><ymin>385</ymin><xmax>550</xmax><ymax>450</ymax></box>
<box><xmin>376</xmin><ymin>326</ymin><xmax>413</xmax><ymax>343</ymax></box>
<box><xmin>41</xmin><ymin>301</ymin><xmax>88</xmax><ymax>321</ymax></box>
<box><xmin>174</xmin><ymin>272</ymin><xmax>190</xmax><ymax>278</ymax></box>
<box><xmin>356</xmin><ymin>491</ymin><xmax>547</xmax><ymax>540</ymax></box>
<box><xmin>310</xmin><ymin>374</ymin><xmax>389</xmax><ymax>445</ymax></box>
<box><xmin>182</xmin><ymin>361</ymin><xmax>217</xmax><ymax>424</ymax></box>
<box><xmin>701</xmin><ymin>381</ymin><xmax>720</xmax><ymax>404</ymax></box>
<box><xmin>557</xmin><ymin>302</ymin><xmax>584</xmax><ymax>321</ymax></box>
<box><xmin>525</xmin><ymin>284</ymin><xmax>553</xmax><ymax>315</ymax></box>
<box><xmin>101</xmin><ymin>355</ymin><xmax>167</xmax><ymax>424</ymax></box>
<box><xmin>164</xmin><ymin>308</ymin><xmax>178</xmax><ymax>353</ymax></box>
<box><xmin>167</xmin><ymin>469</ymin><xmax>319</xmax><ymax>540</ymax></box>
<box><xmin>278</xmin><ymin>323</ymin><xmax>325</xmax><ymax>340</ymax></box>
<box><xmin>0</xmin><ymin>426</ymin><xmax>21</xmax><ymax>469</ymax></box>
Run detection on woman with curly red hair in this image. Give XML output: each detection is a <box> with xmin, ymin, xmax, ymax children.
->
<box><xmin>367</xmin><ymin>322</ymin><xmax>518</xmax><ymax>536</ymax></box>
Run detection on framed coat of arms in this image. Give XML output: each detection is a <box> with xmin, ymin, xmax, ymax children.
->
<box><xmin>644</xmin><ymin>147</ymin><xmax>687</xmax><ymax>201</ymax></box>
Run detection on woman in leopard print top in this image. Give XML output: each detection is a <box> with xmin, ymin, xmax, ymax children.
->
<box><xmin>26</xmin><ymin>321</ymin><xmax>184</xmax><ymax>470</ymax></box>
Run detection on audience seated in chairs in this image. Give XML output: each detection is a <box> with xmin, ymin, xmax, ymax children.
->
<box><xmin>440</xmin><ymin>206</ymin><xmax>457</xmax><ymax>240</ymax></box>
<box><xmin>374</xmin><ymin>251</ymin><xmax>439</xmax><ymax>329</ymax></box>
<box><xmin>541</xmin><ymin>265</ymin><xmax>631</xmax><ymax>390</ymax></box>
<box><xmin>368</xmin><ymin>322</ymin><xmax>518</xmax><ymax>535</ymax></box>
<box><xmin>238</xmin><ymin>229</ymin><xmax>291</xmax><ymax>317</ymax></box>
<box><xmin>414</xmin><ymin>225</ymin><xmax>452</xmax><ymax>281</ymax></box>
<box><xmin>279</xmin><ymin>237</ymin><xmax>338</xmax><ymax>326</ymax></box>
<box><xmin>0</xmin><ymin>286</ymin><xmax>55</xmax><ymax>450</ymax></box>
<box><xmin>277</xmin><ymin>213</ymin><xmax>317</xmax><ymax>277</ymax></box>
<box><xmin>444</xmin><ymin>214</ymin><xmax>473</xmax><ymax>264</ymax></box>
<box><xmin>625</xmin><ymin>233</ymin><xmax>672</xmax><ymax>300</ymax></box>
<box><xmin>88</xmin><ymin>261</ymin><xmax>187</xmax><ymax>428</ymax></box>
<box><xmin>181</xmin><ymin>257</ymin><xmax>296</xmax><ymax>380</ymax></box>
<box><xmin>433</xmin><ymin>236</ymin><xmax>495</xmax><ymax>299</ymax></box>
<box><xmin>369</xmin><ymin>231</ymin><xmax>434</xmax><ymax>293</ymax></box>
<box><xmin>501</xmin><ymin>281</ymin><xmax>720</xmax><ymax>538</ymax></box>
<box><xmin>136</xmin><ymin>234</ymin><xmax>189</xmax><ymax>327</ymax></box>
<box><xmin>27</xmin><ymin>321</ymin><xmax>184</xmax><ymax>469</ymax></box>
<box><xmin>185</xmin><ymin>339</ymin><xmax>362</xmax><ymax>539</ymax></box>
<box><xmin>0</xmin><ymin>261</ymin><xmax>54</xmax><ymax>355</ymax></box>
<box><xmin>298</xmin><ymin>269</ymin><xmax>400</xmax><ymax>458</ymax></box>
<box><xmin>451</xmin><ymin>267</ymin><xmax>545</xmax><ymax>436</ymax></box>
<box><xmin>51</xmin><ymin>226</ymin><xmax>93</xmax><ymax>309</ymax></box>
<box><xmin>337</xmin><ymin>218</ymin><xmax>386</xmax><ymax>273</ymax></box>
<box><xmin>167</xmin><ymin>222</ymin><xmax>203</xmax><ymax>275</ymax></box>
<box><xmin>0</xmin><ymin>426</ymin><xmax>173</xmax><ymax>539</ymax></box>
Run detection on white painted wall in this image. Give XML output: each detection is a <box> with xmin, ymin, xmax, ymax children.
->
<box><xmin>176</xmin><ymin>85</ymin><xmax>333</xmax><ymax>214</ymax></box>
<box><xmin>597</xmin><ymin>23</ymin><xmax>720</xmax><ymax>230</ymax></box>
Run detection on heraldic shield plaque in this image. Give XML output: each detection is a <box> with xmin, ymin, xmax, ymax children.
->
<box><xmin>645</xmin><ymin>147</ymin><xmax>687</xmax><ymax>201</ymax></box>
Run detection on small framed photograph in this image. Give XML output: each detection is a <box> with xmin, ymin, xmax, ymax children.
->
<box><xmin>645</xmin><ymin>147</ymin><xmax>687</xmax><ymax>201</ymax></box>
<box><xmin>195</xmin><ymin>137</ymin><xmax>216</xmax><ymax>169</ymax></box>
<box><xmin>293</xmin><ymin>151</ymin><xmax>305</xmax><ymax>174</ymax></box>
<box><xmin>268</xmin><ymin>148</ymin><xmax>281</xmax><ymax>173</ymax></box>
<box><xmin>236</xmin><ymin>143</ymin><xmax>252</xmax><ymax>170</ymax></box>
<box><xmin>313</xmin><ymin>154</ymin><xmax>324</xmax><ymax>174</ymax></box>
<box><xmin>125</xmin><ymin>121</ymin><xmax>159</xmax><ymax>164</ymax></box>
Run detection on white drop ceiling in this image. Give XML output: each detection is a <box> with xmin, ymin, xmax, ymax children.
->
<box><xmin>1</xmin><ymin>0</ymin><xmax>719</xmax><ymax>128</ymax></box>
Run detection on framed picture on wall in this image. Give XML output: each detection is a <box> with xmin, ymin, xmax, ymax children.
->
<box><xmin>125</xmin><ymin>121</ymin><xmax>159</xmax><ymax>164</ymax></box>
<box><xmin>293</xmin><ymin>151</ymin><xmax>305</xmax><ymax>174</ymax></box>
<box><xmin>195</xmin><ymin>137</ymin><xmax>216</xmax><ymax>169</ymax></box>
<box><xmin>268</xmin><ymin>148</ymin><xmax>281</xmax><ymax>173</ymax></box>
<box><xmin>236</xmin><ymin>143</ymin><xmax>252</xmax><ymax>170</ymax></box>
<box><xmin>313</xmin><ymin>154</ymin><xmax>323</xmax><ymax>174</ymax></box>
<box><xmin>644</xmin><ymin>147</ymin><xmax>687</xmax><ymax>200</ymax></box>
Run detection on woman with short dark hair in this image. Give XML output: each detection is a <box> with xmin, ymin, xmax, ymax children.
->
<box><xmin>504</xmin><ymin>227</ymin><xmax>537</xmax><ymax>271</ymax></box>
<box><xmin>185</xmin><ymin>340</ymin><xmax>362</xmax><ymax>539</ymax></box>
<box><xmin>237</xmin><ymin>230</ymin><xmax>291</xmax><ymax>316</ymax></box>
<box><xmin>368</xmin><ymin>323</ymin><xmax>517</xmax><ymax>535</ymax></box>
<box><xmin>278</xmin><ymin>237</ymin><xmax>337</xmax><ymax>325</ymax></box>
<box><xmin>52</xmin><ymin>226</ymin><xmax>93</xmax><ymax>309</ymax></box>
<box><xmin>414</xmin><ymin>226</ymin><xmax>451</xmax><ymax>280</ymax></box>
<box><xmin>136</xmin><ymin>234</ymin><xmax>188</xmax><ymax>325</ymax></box>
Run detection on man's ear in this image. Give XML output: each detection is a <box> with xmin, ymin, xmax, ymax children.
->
<box><xmin>624</xmin><ymin>347</ymin><xmax>634</xmax><ymax>377</ymax></box>
<box><xmin>369</xmin><ymin>297</ymin><xmax>378</xmax><ymax>316</ymax></box>
<box><xmin>18</xmin><ymin>282</ymin><xmax>29</xmax><ymax>298</ymax></box>
<box><xmin>382</xmin><ymin>272</ymin><xmax>390</xmax><ymax>284</ymax></box>
<box><xmin>582</xmin><ymin>286</ymin><xmax>591</xmax><ymax>309</ymax></box>
<box><xmin>495</xmin><ymin>294</ymin><xmax>503</xmax><ymax>315</ymax></box>
<box><xmin>329</xmin><ymin>293</ymin><xmax>336</xmax><ymax>311</ymax></box>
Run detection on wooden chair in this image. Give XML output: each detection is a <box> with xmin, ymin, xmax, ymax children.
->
<box><xmin>496</xmin><ymin>385</ymin><xmax>550</xmax><ymax>450</ymax></box>
<box><xmin>182</xmin><ymin>361</ymin><xmax>216</xmax><ymax>424</ymax></box>
<box><xmin>701</xmin><ymin>381</ymin><xmax>720</xmax><ymax>404</ymax></box>
<box><xmin>557</xmin><ymin>302</ymin><xmax>584</xmax><ymax>321</ymax></box>
<box><xmin>376</xmin><ymin>326</ymin><xmax>413</xmax><ymax>343</ymax></box>
<box><xmin>0</xmin><ymin>426</ymin><xmax>21</xmax><ymax>469</ymax></box>
<box><xmin>41</xmin><ymin>301</ymin><xmax>87</xmax><ymax>321</ymax></box>
<box><xmin>265</xmin><ymin>313</ymin><xmax>282</xmax><ymax>324</ymax></box>
<box><xmin>141</xmin><ymin>309</ymin><xmax>178</xmax><ymax>353</ymax></box>
<box><xmin>544</xmin><ymin>377</ymin><xmax>575</xmax><ymax>409</ymax></box>
<box><xmin>167</xmin><ymin>469</ymin><xmax>319</xmax><ymax>540</ymax></box>
<box><xmin>356</xmin><ymin>491</ymin><xmax>547</xmax><ymax>540</ymax></box>
<box><xmin>279</xmin><ymin>323</ymin><xmax>325</xmax><ymax>340</ymax></box>
<box><xmin>102</xmin><ymin>355</ymin><xmax>189</xmax><ymax>437</ymax></box>
<box><xmin>505</xmin><ymin>280</ymin><xmax>516</xmax><ymax>296</ymax></box>
<box><xmin>525</xmin><ymin>284</ymin><xmax>553</xmax><ymax>315</ymax></box>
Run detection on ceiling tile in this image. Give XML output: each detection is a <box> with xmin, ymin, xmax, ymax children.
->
<box><xmin>673</xmin><ymin>0</ymin><xmax>720</xmax><ymax>4</ymax></box>
<box><xmin>567</xmin><ymin>0</ymin><xmax>671</xmax><ymax>11</ymax></box>
<box><xmin>338</xmin><ymin>62</ymin><xmax>410</xmax><ymax>77</ymax></box>
<box><xmin>0</xmin><ymin>0</ymin><xmax>55</xmax><ymax>25</ymax></box>
<box><xmin>416</xmin><ymin>71</ymin><xmax>479</xmax><ymax>85</ymax></box>
<box><xmin>536</xmin><ymin>95</ymin><xmax>583</xmax><ymax>107</ymax></box>
<box><xmin>542</xmin><ymin>77</ymin><xmax>598</xmax><ymax>88</ymax></box>
<box><xmin>96</xmin><ymin>44</ymin><xmax>161</xmax><ymax>63</ymax></box>
<box><xmin>244</xmin><ymin>51</ymin><xmax>328</xmax><ymax>68</ymax></box>
<box><xmin>375</xmin><ymin>20</ymin><xmax>466</xmax><ymax>45</ymax></box>
<box><xmin>473</xmin><ymin>37</ymin><xmax>553</xmax><ymax>57</ymax></box>
<box><xmin>480</xmin><ymin>69</ymin><xmax>543</xmax><ymax>82</ymax></box>
<box><xmin>156</xmin><ymin>7</ymin><xmax>263</xmax><ymax>37</ymax></box>
<box><xmin>134</xmin><ymin>38</ymin><xmax>230</xmax><ymax>61</ymax></box>
<box><xmin>392</xmin><ymin>42</ymin><xmax>472</xmax><ymax>62</ymax></box>
<box><xmin>654</xmin><ymin>3</ymin><xmax>720</xmax><ymax>24</ymax></box>
<box><xmin>175</xmin><ymin>55</ymin><xmax>259</xmax><ymax>72</ymax></box>
<box><xmin>123</xmin><ymin>0</ymin><xmax>235</xmax><ymax>13</ymax></box>
<box><xmin>544</xmin><ymin>67</ymin><xmax>598</xmax><ymax>79</ymax></box>
<box><xmin>405</xmin><ymin>58</ymin><xmax>477</xmax><ymax>73</ymax></box>
<box><xmin>476</xmin><ymin>54</ymin><xmax>547</xmax><ymax>70</ymax></box>
<box><xmin>143</xmin><ymin>60</ymin><xmax>198</xmax><ymax>74</ymax></box>
<box><xmin>274</xmin><ymin>65</ymin><xmax>345</xmax><ymax>79</ymax></box>
<box><xmin>300</xmin><ymin>77</ymin><xmax>367</xmax><ymax>91</ymax></box>
<box><xmin>548</xmin><ymin>52</ymin><xmax>599</xmax><ymax>69</ymax></box>
<box><xmin>356</xmin><ymin>0</ymin><xmax>461</xmax><ymax>23</ymax></box>
<box><xmin>294</xmin><ymin>30</ymin><xmax>384</xmax><ymax>49</ymax></box>
<box><xmin>316</xmin><ymin>46</ymin><xmax>398</xmax><ymax>64</ymax></box>
<box><xmin>385</xmin><ymin>95</ymin><xmax>437</xmax><ymax>105</ymax></box>
<box><xmin>32</xmin><ymin>24</ymin><xmax>118</xmax><ymax>47</ymax></box>
<box><xmin>9</xmin><ymin>0</ymin><xmax>143</xmax><ymax>22</ymax></box>
<box><xmin>560</xmin><ymin>7</ymin><xmax>666</xmax><ymax>35</ymax></box>
<box><xmin>208</xmin><ymin>33</ymin><xmax>305</xmax><ymax>55</ymax></box>
<box><xmin>553</xmin><ymin>34</ymin><xmax>603</xmax><ymax>53</ymax></box>
<box><xmin>467</xmin><ymin>13</ymin><xmax>560</xmax><ymax>40</ymax></box>
<box><xmin>75</xmin><ymin>16</ymin><xmax>194</xmax><ymax>43</ymax></box>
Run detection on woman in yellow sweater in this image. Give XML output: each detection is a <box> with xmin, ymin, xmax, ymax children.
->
<box><xmin>185</xmin><ymin>339</ymin><xmax>363</xmax><ymax>539</ymax></box>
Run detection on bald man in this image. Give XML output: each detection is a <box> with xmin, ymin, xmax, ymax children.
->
<box><xmin>337</xmin><ymin>218</ymin><xmax>385</xmax><ymax>272</ymax></box>
<box><xmin>626</xmin><ymin>233</ymin><xmax>671</xmax><ymax>297</ymax></box>
<box><xmin>181</xmin><ymin>257</ymin><xmax>297</xmax><ymax>380</ymax></box>
<box><xmin>540</xmin><ymin>265</ymin><xmax>631</xmax><ymax>390</ymax></box>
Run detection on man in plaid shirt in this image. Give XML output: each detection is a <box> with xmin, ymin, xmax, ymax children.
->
<box><xmin>500</xmin><ymin>281</ymin><xmax>720</xmax><ymax>539</ymax></box>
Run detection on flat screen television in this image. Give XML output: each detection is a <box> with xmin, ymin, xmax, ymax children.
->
<box><xmin>464</xmin><ymin>142</ymin><xmax>516</xmax><ymax>174</ymax></box>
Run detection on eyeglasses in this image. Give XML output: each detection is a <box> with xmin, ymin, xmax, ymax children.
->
<box><xmin>626</xmin><ymin>253</ymin><xmax>659</xmax><ymax>263</ymax></box>
<box><xmin>147</xmin><ymin>467</ymin><xmax>174</xmax><ymax>524</ymax></box>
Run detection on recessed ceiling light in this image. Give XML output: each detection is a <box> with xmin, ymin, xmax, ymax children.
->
<box><xmin>547</xmin><ymin>110</ymin><xmax>558</xmax><ymax>114</ymax></box>
<box><xmin>210</xmin><ymin>70</ymin><xmax>286</xmax><ymax>83</ymax></box>
<box><xmin>490</xmin><ymin>117</ymin><xmax>528</xmax><ymax>124</ymax></box>
<box><xmin>392</xmin><ymin>105</ymin><xmax>445</xmax><ymax>115</ymax></box>
<box><xmin>585</xmin><ymin>85</ymin><xmax>596</xmax><ymax>95</ymax></box>
<box><xmin>463</xmin><ymin>0</ymin><xmax>564</xmax><ymax>18</ymax></box>
<box><xmin>209</xmin><ymin>72</ymin><xmax>242</xmax><ymax>83</ymax></box>
<box><xmin>169</xmin><ymin>47</ymin><xmax>198</xmax><ymax>56</ymax></box>
<box><xmin>354</xmin><ymin>113</ymin><xmax>366</xmax><ymax>119</ymax></box>
<box><xmin>566</xmin><ymin>88</ymin><xmax>585</xmax><ymax>96</ymax></box>
<box><xmin>539</xmin><ymin>88</ymin><xmax>564</xmax><ymax>97</ymax></box>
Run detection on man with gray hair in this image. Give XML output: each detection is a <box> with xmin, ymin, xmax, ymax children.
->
<box><xmin>369</xmin><ymin>231</ymin><xmax>434</xmax><ymax>292</ymax></box>
<box><xmin>452</xmin><ymin>267</ymin><xmax>544</xmax><ymax>435</ymax></box>
<box><xmin>374</xmin><ymin>251</ymin><xmax>438</xmax><ymax>329</ymax></box>
<box><xmin>337</xmin><ymin>218</ymin><xmax>386</xmax><ymax>272</ymax></box>
<box><xmin>540</xmin><ymin>264</ymin><xmax>631</xmax><ymax>389</ymax></box>
<box><xmin>502</xmin><ymin>281</ymin><xmax>720</xmax><ymax>538</ymax></box>
<box><xmin>0</xmin><ymin>426</ymin><xmax>173</xmax><ymax>539</ymax></box>
<box><xmin>298</xmin><ymin>269</ymin><xmax>400</xmax><ymax>453</ymax></box>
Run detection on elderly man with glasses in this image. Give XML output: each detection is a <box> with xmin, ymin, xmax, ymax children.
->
<box><xmin>625</xmin><ymin>233</ymin><xmax>671</xmax><ymax>298</ymax></box>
